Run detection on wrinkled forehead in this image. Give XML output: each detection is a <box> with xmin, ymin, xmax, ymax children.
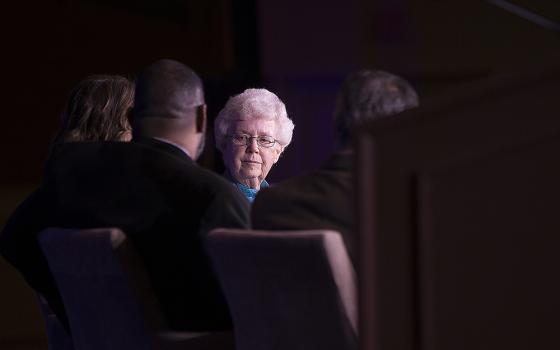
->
<box><xmin>228</xmin><ymin>118</ymin><xmax>277</xmax><ymax>136</ymax></box>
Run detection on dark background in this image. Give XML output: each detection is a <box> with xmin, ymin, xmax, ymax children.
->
<box><xmin>1</xmin><ymin>0</ymin><xmax>559</xmax><ymax>347</ymax></box>
<box><xmin>1</xmin><ymin>0</ymin><xmax>560</xmax><ymax>185</ymax></box>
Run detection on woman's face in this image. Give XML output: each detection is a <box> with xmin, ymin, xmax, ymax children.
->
<box><xmin>223</xmin><ymin>118</ymin><xmax>282</xmax><ymax>189</ymax></box>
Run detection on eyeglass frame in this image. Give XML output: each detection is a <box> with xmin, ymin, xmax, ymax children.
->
<box><xmin>227</xmin><ymin>133</ymin><xmax>278</xmax><ymax>148</ymax></box>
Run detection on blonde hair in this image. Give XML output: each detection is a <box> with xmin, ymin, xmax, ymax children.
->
<box><xmin>57</xmin><ymin>75</ymin><xmax>134</xmax><ymax>142</ymax></box>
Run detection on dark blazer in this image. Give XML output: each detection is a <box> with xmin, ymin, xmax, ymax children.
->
<box><xmin>251</xmin><ymin>150</ymin><xmax>356</xmax><ymax>265</ymax></box>
<box><xmin>0</xmin><ymin>137</ymin><xmax>250</xmax><ymax>332</ymax></box>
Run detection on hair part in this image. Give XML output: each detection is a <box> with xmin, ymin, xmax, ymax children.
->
<box><xmin>334</xmin><ymin>69</ymin><xmax>419</xmax><ymax>146</ymax></box>
<box><xmin>56</xmin><ymin>75</ymin><xmax>134</xmax><ymax>143</ymax></box>
<box><xmin>214</xmin><ymin>88</ymin><xmax>294</xmax><ymax>151</ymax></box>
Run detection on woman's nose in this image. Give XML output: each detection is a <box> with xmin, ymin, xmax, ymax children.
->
<box><xmin>246</xmin><ymin>138</ymin><xmax>259</xmax><ymax>153</ymax></box>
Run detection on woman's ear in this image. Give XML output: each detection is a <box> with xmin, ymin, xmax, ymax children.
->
<box><xmin>273</xmin><ymin>145</ymin><xmax>284</xmax><ymax>163</ymax></box>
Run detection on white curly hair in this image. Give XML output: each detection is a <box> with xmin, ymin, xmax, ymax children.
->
<box><xmin>214</xmin><ymin>88</ymin><xmax>295</xmax><ymax>151</ymax></box>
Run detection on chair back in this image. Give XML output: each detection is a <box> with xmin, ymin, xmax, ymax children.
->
<box><xmin>35</xmin><ymin>293</ymin><xmax>75</xmax><ymax>350</ymax></box>
<box><xmin>39</xmin><ymin>227</ymin><xmax>236</xmax><ymax>350</ymax></box>
<box><xmin>38</xmin><ymin>227</ymin><xmax>162</xmax><ymax>350</ymax></box>
<box><xmin>207</xmin><ymin>229</ymin><xmax>358</xmax><ymax>350</ymax></box>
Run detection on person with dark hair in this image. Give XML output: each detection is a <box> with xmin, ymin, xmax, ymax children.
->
<box><xmin>0</xmin><ymin>59</ymin><xmax>250</xmax><ymax>332</ymax></box>
<box><xmin>55</xmin><ymin>75</ymin><xmax>134</xmax><ymax>143</ymax></box>
<box><xmin>251</xmin><ymin>69</ymin><xmax>419</xmax><ymax>265</ymax></box>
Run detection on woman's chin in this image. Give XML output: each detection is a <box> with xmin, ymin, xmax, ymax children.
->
<box><xmin>238</xmin><ymin>172</ymin><xmax>261</xmax><ymax>183</ymax></box>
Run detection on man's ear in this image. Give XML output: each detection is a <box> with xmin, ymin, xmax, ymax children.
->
<box><xmin>195</xmin><ymin>104</ymin><xmax>207</xmax><ymax>133</ymax></box>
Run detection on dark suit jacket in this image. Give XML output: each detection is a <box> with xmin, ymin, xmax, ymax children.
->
<box><xmin>0</xmin><ymin>137</ymin><xmax>250</xmax><ymax>332</ymax></box>
<box><xmin>251</xmin><ymin>150</ymin><xmax>356</xmax><ymax>265</ymax></box>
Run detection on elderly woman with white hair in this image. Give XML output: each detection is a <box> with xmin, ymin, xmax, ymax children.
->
<box><xmin>214</xmin><ymin>88</ymin><xmax>295</xmax><ymax>202</ymax></box>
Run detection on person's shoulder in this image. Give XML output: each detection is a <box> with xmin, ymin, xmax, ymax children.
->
<box><xmin>124</xmin><ymin>140</ymin><xmax>198</xmax><ymax>175</ymax></box>
<box><xmin>197</xmin><ymin>169</ymin><xmax>251</xmax><ymax>215</ymax></box>
<box><xmin>194</xmin><ymin>165</ymin><xmax>236</xmax><ymax>192</ymax></box>
<box><xmin>193</xmin><ymin>168</ymin><xmax>251</xmax><ymax>230</ymax></box>
<box><xmin>253</xmin><ymin>152</ymin><xmax>352</xmax><ymax>212</ymax></box>
<box><xmin>49</xmin><ymin>141</ymin><xmax>128</xmax><ymax>160</ymax></box>
<box><xmin>252</xmin><ymin>172</ymin><xmax>310</xmax><ymax>213</ymax></box>
<box><xmin>49</xmin><ymin>142</ymin><xmax>141</xmax><ymax>168</ymax></box>
<box><xmin>139</xmin><ymin>147</ymin><xmax>244</xmax><ymax>201</ymax></box>
<box><xmin>257</xmin><ymin>165</ymin><xmax>328</xmax><ymax>200</ymax></box>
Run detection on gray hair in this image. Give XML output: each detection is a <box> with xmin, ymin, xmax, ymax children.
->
<box><xmin>334</xmin><ymin>69</ymin><xmax>419</xmax><ymax>146</ymax></box>
<box><xmin>214</xmin><ymin>88</ymin><xmax>295</xmax><ymax>151</ymax></box>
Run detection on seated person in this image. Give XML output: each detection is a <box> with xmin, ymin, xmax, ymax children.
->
<box><xmin>0</xmin><ymin>60</ymin><xmax>250</xmax><ymax>333</ymax></box>
<box><xmin>214</xmin><ymin>88</ymin><xmax>295</xmax><ymax>202</ymax></box>
<box><xmin>251</xmin><ymin>70</ymin><xmax>419</xmax><ymax>265</ymax></box>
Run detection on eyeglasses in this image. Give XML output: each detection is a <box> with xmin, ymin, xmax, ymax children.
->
<box><xmin>229</xmin><ymin>133</ymin><xmax>277</xmax><ymax>148</ymax></box>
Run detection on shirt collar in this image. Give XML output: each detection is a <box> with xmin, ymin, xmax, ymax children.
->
<box><xmin>234</xmin><ymin>179</ymin><xmax>269</xmax><ymax>203</ymax></box>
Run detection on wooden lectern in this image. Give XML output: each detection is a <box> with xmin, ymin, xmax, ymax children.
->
<box><xmin>357</xmin><ymin>70</ymin><xmax>560</xmax><ymax>350</ymax></box>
